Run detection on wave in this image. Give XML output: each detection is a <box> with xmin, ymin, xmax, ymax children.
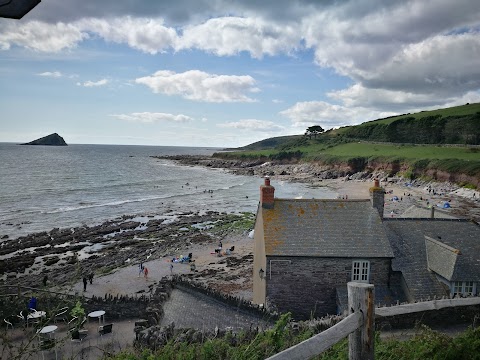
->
<box><xmin>220</xmin><ymin>181</ymin><xmax>246</xmax><ymax>190</ymax></box>
<box><xmin>44</xmin><ymin>194</ymin><xmax>178</xmax><ymax>214</ymax></box>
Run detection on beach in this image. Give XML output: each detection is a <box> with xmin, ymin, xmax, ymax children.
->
<box><xmin>2</xmin><ymin>169</ymin><xmax>479</xmax><ymax>303</ymax></box>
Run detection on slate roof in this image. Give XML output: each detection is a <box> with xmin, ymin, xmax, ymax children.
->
<box><xmin>425</xmin><ymin>236</ymin><xmax>459</xmax><ymax>281</ymax></box>
<box><xmin>384</xmin><ymin>218</ymin><xmax>480</xmax><ymax>300</ymax></box>
<box><xmin>261</xmin><ymin>199</ymin><xmax>393</xmax><ymax>258</ymax></box>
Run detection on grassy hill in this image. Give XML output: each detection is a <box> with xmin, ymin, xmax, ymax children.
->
<box><xmin>361</xmin><ymin>102</ymin><xmax>480</xmax><ymax>125</ymax></box>
<box><xmin>216</xmin><ymin>103</ymin><xmax>480</xmax><ymax>188</ymax></box>
<box><xmin>224</xmin><ymin>135</ymin><xmax>302</xmax><ymax>151</ymax></box>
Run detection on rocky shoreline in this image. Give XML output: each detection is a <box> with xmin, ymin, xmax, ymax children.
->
<box><xmin>2</xmin><ymin>155</ymin><xmax>479</xmax><ymax>297</ymax></box>
<box><xmin>0</xmin><ymin>211</ymin><xmax>254</xmax><ymax>292</ymax></box>
<box><xmin>153</xmin><ymin>155</ymin><xmax>480</xmax><ymax>221</ymax></box>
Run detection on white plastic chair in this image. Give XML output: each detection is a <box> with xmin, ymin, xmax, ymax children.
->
<box><xmin>54</xmin><ymin>307</ymin><xmax>69</xmax><ymax>323</ymax></box>
<box><xmin>4</xmin><ymin>318</ymin><xmax>13</xmax><ymax>330</ymax></box>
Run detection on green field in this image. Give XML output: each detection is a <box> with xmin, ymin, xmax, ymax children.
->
<box><xmin>221</xmin><ymin>143</ymin><xmax>480</xmax><ymax>161</ymax></box>
<box><xmin>361</xmin><ymin>102</ymin><xmax>480</xmax><ymax>126</ymax></box>
<box><xmin>320</xmin><ymin>143</ymin><xmax>480</xmax><ymax>160</ymax></box>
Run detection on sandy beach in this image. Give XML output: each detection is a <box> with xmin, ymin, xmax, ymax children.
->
<box><xmin>67</xmin><ymin>175</ymin><xmax>480</xmax><ymax>302</ymax></box>
<box><xmin>2</xmin><ymin>171</ymin><xmax>479</xmax><ymax>303</ymax></box>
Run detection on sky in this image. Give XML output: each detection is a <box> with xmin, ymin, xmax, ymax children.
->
<box><xmin>1</xmin><ymin>0</ymin><xmax>480</xmax><ymax>147</ymax></box>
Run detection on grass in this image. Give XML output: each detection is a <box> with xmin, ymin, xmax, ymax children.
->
<box><xmin>360</xmin><ymin>102</ymin><xmax>480</xmax><ymax>126</ymax></box>
<box><xmin>107</xmin><ymin>315</ymin><xmax>480</xmax><ymax>360</ymax></box>
<box><xmin>206</xmin><ymin>213</ymin><xmax>256</xmax><ymax>234</ymax></box>
<box><xmin>319</xmin><ymin>143</ymin><xmax>480</xmax><ymax>161</ymax></box>
<box><xmin>217</xmin><ymin>142</ymin><xmax>480</xmax><ymax>162</ymax></box>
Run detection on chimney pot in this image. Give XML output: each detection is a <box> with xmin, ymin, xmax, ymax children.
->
<box><xmin>260</xmin><ymin>177</ymin><xmax>275</xmax><ymax>209</ymax></box>
<box><xmin>370</xmin><ymin>178</ymin><xmax>384</xmax><ymax>218</ymax></box>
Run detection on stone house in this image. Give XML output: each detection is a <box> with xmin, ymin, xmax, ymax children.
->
<box><xmin>252</xmin><ymin>178</ymin><xmax>480</xmax><ymax>319</ymax></box>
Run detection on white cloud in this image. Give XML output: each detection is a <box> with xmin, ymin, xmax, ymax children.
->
<box><xmin>359</xmin><ymin>33</ymin><xmax>480</xmax><ymax>96</ymax></box>
<box><xmin>328</xmin><ymin>84</ymin><xmax>441</xmax><ymax>111</ymax></box>
<box><xmin>280</xmin><ymin>101</ymin><xmax>395</xmax><ymax>128</ymax></box>
<box><xmin>218</xmin><ymin>119</ymin><xmax>284</xmax><ymax>131</ymax></box>
<box><xmin>1</xmin><ymin>1</ymin><xmax>479</xmax><ymax>116</ymax></box>
<box><xmin>75</xmin><ymin>17</ymin><xmax>177</xmax><ymax>54</ymax></box>
<box><xmin>111</xmin><ymin>112</ymin><xmax>193</xmax><ymax>124</ymax></box>
<box><xmin>300</xmin><ymin>1</ymin><xmax>480</xmax><ymax>102</ymax></box>
<box><xmin>178</xmin><ymin>16</ymin><xmax>301</xmax><ymax>58</ymax></box>
<box><xmin>77</xmin><ymin>79</ymin><xmax>108</xmax><ymax>87</ymax></box>
<box><xmin>0</xmin><ymin>20</ymin><xmax>86</xmax><ymax>52</ymax></box>
<box><xmin>135</xmin><ymin>70</ymin><xmax>257</xmax><ymax>102</ymax></box>
<box><xmin>37</xmin><ymin>71</ymin><xmax>62</xmax><ymax>78</ymax></box>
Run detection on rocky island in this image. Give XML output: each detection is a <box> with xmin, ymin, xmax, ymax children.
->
<box><xmin>21</xmin><ymin>132</ymin><xmax>67</xmax><ymax>146</ymax></box>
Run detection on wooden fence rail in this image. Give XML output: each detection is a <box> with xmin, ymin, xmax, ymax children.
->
<box><xmin>267</xmin><ymin>282</ymin><xmax>480</xmax><ymax>360</ymax></box>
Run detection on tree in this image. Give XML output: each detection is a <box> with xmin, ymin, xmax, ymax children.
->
<box><xmin>304</xmin><ymin>125</ymin><xmax>324</xmax><ymax>139</ymax></box>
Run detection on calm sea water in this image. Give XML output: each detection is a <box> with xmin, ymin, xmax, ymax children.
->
<box><xmin>0</xmin><ymin>143</ymin><xmax>336</xmax><ymax>239</ymax></box>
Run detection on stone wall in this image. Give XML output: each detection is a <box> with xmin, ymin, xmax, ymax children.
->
<box><xmin>84</xmin><ymin>293</ymin><xmax>151</xmax><ymax>321</ymax></box>
<box><xmin>266</xmin><ymin>256</ymin><xmax>391</xmax><ymax>319</ymax></box>
<box><xmin>85</xmin><ymin>278</ymin><xmax>174</xmax><ymax>325</ymax></box>
<box><xmin>172</xmin><ymin>275</ymin><xmax>277</xmax><ymax>320</ymax></box>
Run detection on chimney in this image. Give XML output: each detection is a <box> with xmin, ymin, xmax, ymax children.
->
<box><xmin>260</xmin><ymin>177</ymin><xmax>275</xmax><ymax>209</ymax></box>
<box><xmin>369</xmin><ymin>178</ymin><xmax>384</xmax><ymax>218</ymax></box>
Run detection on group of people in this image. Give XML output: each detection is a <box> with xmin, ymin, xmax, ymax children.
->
<box><xmin>213</xmin><ymin>241</ymin><xmax>235</xmax><ymax>257</ymax></box>
<box><xmin>82</xmin><ymin>272</ymin><xmax>94</xmax><ymax>291</ymax></box>
<box><xmin>138</xmin><ymin>263</ymin><xmax>149</xmax><ymax>280</ymax></box>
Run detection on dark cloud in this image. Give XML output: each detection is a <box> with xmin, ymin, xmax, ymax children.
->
<box><xmin>26</xmin><ymin>0</ymin><xmax>336</xmax><ymax>24</ymax></box>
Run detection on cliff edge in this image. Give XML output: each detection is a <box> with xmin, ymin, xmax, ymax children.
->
<box><xmin>21</xmin><ymin>133</ymin><xmax>68</xmax><ymax>146</ymax></box>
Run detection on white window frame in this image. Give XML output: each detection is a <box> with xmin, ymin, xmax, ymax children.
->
<box><xmin>352</xmin><ymin>260</ymin><xmax>370</xmax><ymax>283</ymax></box>
<box><xmin>451</xmin><ymin>281</ymin><xmax>477</xmax><ymax>296</ymax></box>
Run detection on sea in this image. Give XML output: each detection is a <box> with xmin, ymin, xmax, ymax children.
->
<box><xmin>0</xmin><ymin>143</ymin><xmax>337</xmax><ymax>240</ymax></box>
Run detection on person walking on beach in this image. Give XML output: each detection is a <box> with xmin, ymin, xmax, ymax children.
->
<box><xmin>88</xmin><ymin>272</ymin><xmax>94</xmax><ymax>284</ymax></box>
<box><xmin>82</xmin><ymin>276</ymin><xmax>88</xmax><ymax>292</ymax></box>
<box><xmin>170</xmin><ymin>263</ymin><xmax>173</xmax><ymax>274</ymax></box>
<box><xmin>138</xmin><ymin>263</ymin><xmax>144</xmax><ymax>277</ymax></box>
<box><xmin>143</xmin><ymin>267</ymin><xmax>149</xmax><ymax>280</ymax></box>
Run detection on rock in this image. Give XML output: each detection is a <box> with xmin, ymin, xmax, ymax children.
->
<box><xmin>21</xmin><ymin>133</ymin><xmax>67</xmax><ymax>146</ymax></box>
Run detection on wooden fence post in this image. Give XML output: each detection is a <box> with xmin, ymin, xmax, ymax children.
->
<box><xmin>348</xmin><ymin>282</ymin><xmax>375</xmax><ymax>360</ymax></box>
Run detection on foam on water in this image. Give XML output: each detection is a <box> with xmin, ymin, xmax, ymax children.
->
<box><xmin>0</xmin><ymin>143</ymin><xmax>337</xmax><ymax>240</ymax></box>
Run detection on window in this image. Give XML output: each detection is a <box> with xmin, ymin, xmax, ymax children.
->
<box><xmin>452</xmin><ymin>281</ymin><xmax>476</xmax><ymax>296</ymax></box>
<box><xmin>352</xmin><ymin>260</ymin><xmax>370</xmax><ymax>283</ymax></box>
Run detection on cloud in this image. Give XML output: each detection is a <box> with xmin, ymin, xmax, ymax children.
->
<box><xmin>218</xmin><ymin>119</ymin><xmax>284</xmax><ymax>131</ymax></box>
<box><xmin>328</xmin><ymin>84</ymin><xmax>442</xmax><ymax>111</ymax></box>
<box><xmin>37</xmin><ymin>71</ymin><xmax>62</xmax><ymax>78</ymax></box>
<box><xmin>0</xmin><ymin>20</ymin><xmax>86</xmax><ymax>52</ymax></box>
<box><xmin>2</xmin><ymin>0</ymin><xmax>479</xmax><ymax>114</ymax></box>
<box><xmin>359</xmin><ymin>33</ymin><xmax>480</xmax><ymax>97</ymax></box>
<box><xmin>75</xmin><ymin>17</ymin><xmax>177</xmax><ymax>54</ymax></box>
<box><xmin>25</xmin><ymin>0</ymin><xmax>330</xmax><ymax>25</ymax></box>
<box><xmin>280</xmin><ymin>101</ymin><xmax>395</xmax><ymax>128</ymax></box>
<box><xmin>301</xmin><ymin>0</ymin><xmax>480</xmax><ymax>101</ymax></box>
<box><xmin>77</xmin><ymin>79</ymin><xmax>108</xmax><ymax>87</ymax></box>
<box><xmin>178</xmin><ymin>17</ymin><xmax>302</xmax><ymax>58</ymax></box>
<box><xmin>110</xmin><ymin>112</ymin><xmax>193</xmax><ymax>124</ymax></box>
<box><xmin>135</xmin><ymin>70</ymin><xmax>257</xmax><ymax>102</ymax></box>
